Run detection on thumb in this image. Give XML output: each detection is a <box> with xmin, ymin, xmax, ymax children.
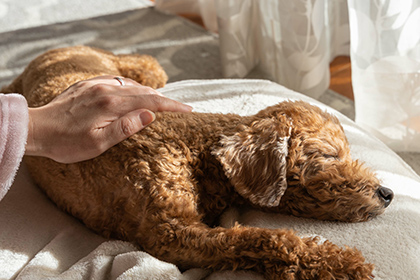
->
<box><xmin>104</xmin><ymin>109</ymin><xmax>156</xmax><ymax>146</ymax></box>
<box><xmin>138</xmin><ymin>110</ymin><xmax>156</xmax><ymax>127</ymax></box>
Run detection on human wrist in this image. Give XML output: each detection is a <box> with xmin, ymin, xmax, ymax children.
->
<box><xmin>26</xmin><ymin>107</ymin><xmax>49</xmax><ymax>158</ymax></box>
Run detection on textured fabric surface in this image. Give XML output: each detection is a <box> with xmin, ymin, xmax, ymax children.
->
<box><xmin>1</xmin><ymin>79</ymin><xmax>419</xmax><ymax>279</ymax></box>
<box><xmin>0</xmin><ymin>94</ymin><xmax>28</xmax><ymax>201</ymax></box>
<box><xmin>0</xmin><ymin>0</ymin><xmax>153</xmax><ymax>33</ymax></box>
<box><xmin>0</xmin><ymin>8</ymin><xmax>222</xmax><ymax>91</ymax></box>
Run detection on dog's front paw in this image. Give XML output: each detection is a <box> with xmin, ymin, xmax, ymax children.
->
<box><xmin>263</xmin><ymin>240</ymin><xmax>374</xmax><ymax>280</ymax></box>
<box><xmin>315</xmin><ymin>241</ymin><xmax>374</xmax><ymax>279</ymax></box>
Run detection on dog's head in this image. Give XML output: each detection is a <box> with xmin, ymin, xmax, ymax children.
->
<box><xmin>214</xmin><ymin>101</ymin><xmax>393</xmax><ymax>222</ymax></box>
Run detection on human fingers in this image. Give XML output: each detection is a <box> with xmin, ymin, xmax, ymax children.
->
<box><xmin>74</xmin><ymin>83</ymin><xmax>191</xmax><ymax>115</ymax></box>
<box><xmin>86</xmin><ymin>85</ymin><xmax>192</xmax><ymax>114</ymax></box>
<box><xmin>97</xmin><ymin>109</ymin><xmax>156</xmax><ymax>151</ymax></box>
<box><xmin>87</xmin><ymin>75</ymin><xmax>139</xmax><ymax>88</ymax></box>
<box><xmin>82</xmin><ymin>75</ymin><xmax>164</xmax><ymax>96</ymax></box>
<box><xmin>111</xmin><ymin>93</ymin><xmax>193</xmax><ymax>114</ymax></box>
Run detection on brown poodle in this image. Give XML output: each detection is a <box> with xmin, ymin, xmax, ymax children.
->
<box><xmin>3</xmin><ymin>46</ymin><xmax>394</xmax><ymax>279</ymax></box>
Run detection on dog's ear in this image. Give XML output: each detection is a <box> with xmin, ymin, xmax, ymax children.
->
<box><xmin>212</xmin><ymin>116</ymin><xmax>291</xmax><ymax>207</ymax></box>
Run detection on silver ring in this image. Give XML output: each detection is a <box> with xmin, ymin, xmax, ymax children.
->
<box><xmin>114</xmin><ymin>77</ymin><xmax>125</xmax><ymax>86</ymax></box>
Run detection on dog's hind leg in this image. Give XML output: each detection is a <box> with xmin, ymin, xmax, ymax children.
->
<box><xmin>114</xmin><ymin>54</ymin><xmax>168</xmax><ymax>89</ymax></box>
<box><xmin>1</xmin><ymin>73</ymin><xmax>23</xmax><ymax>94</ymax></box>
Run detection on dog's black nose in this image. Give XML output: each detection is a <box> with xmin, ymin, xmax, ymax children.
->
<box><xmin>377</xmin><ymin>186</ymin><xmax>394</xmax><ymax>207</ymax></box>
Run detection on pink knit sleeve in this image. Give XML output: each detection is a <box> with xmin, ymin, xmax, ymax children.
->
<box><xmin>0</xmin><ymin>94</ymin><xmax>29</xmax><ymax>201</ymax></box>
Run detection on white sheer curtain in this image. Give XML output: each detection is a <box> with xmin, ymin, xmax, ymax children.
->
<box><xmin>348</xmin><ymin>0</ymin><xmax>420</xmax><ymax>151</ymax></box>
<box><xmin>155</xmin><ymin>0</ymin><xmax>420</xmax><ymax>152</ymax></box>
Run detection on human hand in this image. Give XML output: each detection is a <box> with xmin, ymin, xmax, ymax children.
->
<box><xmin>25</xmin><ymin>76</ymin><xmax>192</xmax><ymax>163</ymax></box>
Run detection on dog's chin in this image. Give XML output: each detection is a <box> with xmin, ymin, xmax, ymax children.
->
<box><xmin>367</xmin><ymin>207</ymin><xmax>387</xmax><ymax>221</ymax></box>
<box><xmin>295</xmin><ymin>204</ymin><xmax>388</xmax><ymax>223</ymax></box>
<box><xmin>343</xmin><ymin>206</ymin><xmax>387</xmax><ymax>223</ymax></box>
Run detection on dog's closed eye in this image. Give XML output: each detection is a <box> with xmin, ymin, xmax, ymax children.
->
<box><xmin>323</xmin><ymin>154</ymin><xmax>338</xmax><ymax>160</ymax></box>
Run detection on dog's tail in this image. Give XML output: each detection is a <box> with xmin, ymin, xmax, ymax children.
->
<box><xmin>115</xmin><ymin>54</ymin><xmax>168</xmax><ymax>89</ymax></box>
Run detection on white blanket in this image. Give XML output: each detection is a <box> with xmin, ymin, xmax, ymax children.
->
<box><xmin>1</xmin><ymin>79</ymin><xmax>419</xmax><ymax>280</ymax></box>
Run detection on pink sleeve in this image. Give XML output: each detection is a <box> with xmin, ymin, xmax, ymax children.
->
<box><xmin>0</xmin><ymin>94</ymin><xmax>28</xmax><ymax>201</ymax></box>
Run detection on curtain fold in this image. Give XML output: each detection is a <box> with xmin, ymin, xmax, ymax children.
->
<box><xmin>216</xmin><ymin>0</ymin><xmax>339</xmax><ymax>98</ymax></box>
<box><xmin>155</xmin><ymin>0</ymin><xmax>420</xmax><ymax>151</ymax></box>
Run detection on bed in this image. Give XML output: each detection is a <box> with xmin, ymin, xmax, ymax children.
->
<box><xmin>0</xmin><ymin>5</ymin><xmax>419</xmax><ymax>280</ymax></box>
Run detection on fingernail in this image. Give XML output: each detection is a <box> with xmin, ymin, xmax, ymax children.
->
<box><xmin>140</xmin><ymin>110</ymin><xmax>156</xmax><ymax>126</ymax></box>
<box><xmin>183</xmin><ymin>104</ymin><xmax>193</xmax><ymax>112</ymax></box>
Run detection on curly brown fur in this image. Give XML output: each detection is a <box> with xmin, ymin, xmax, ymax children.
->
<box><xmin>3</xmin><ymin>46</ymin><xmax>393</xmax><ymax>279</ymax></box>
